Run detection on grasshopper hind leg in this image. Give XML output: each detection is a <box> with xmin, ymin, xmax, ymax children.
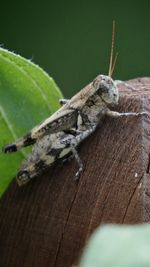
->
<box><xmin>17</xmin><ymin>159</ymin><xmax>50</xmax><ymax>186</ymax></box>
<box><xmin>16</xmin><ymin>126</ymin><xmax>96</xmax><ymax>185</ymax></box>
<box><xmin>16</xmin><ymin>132</ymin><xmax>73</xmax><ymax>186</ymax></box>
<box><xmin>17</xmin><ymin>170</ymin><xmax>31</xmax><ymax>186</ymax></box>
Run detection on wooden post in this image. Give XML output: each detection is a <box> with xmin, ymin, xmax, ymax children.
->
<box><xmin>0</xmin><ymin>78</ymin><xmax>150</xmax><ymax>267</ymax></box>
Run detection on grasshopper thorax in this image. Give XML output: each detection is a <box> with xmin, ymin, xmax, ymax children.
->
<box><xmin>92</xmin><ymin>74</ymin><xmax>119</xmax><ymax>106</ymax></box>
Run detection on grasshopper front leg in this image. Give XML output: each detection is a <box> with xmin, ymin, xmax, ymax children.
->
<box><xmin>105</xmin><ymin>109</ymin><xmax>148</xmax><ymax>118</ymax></box>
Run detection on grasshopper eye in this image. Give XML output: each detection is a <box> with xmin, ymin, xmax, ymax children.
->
<box><xmin>93</xmin><ymin>78</ymin><xmax>107</xmax><ymax>91</ymax></box>
<box><xmin>96</xmin><ymin>84</ymin><xmax>108</xmax><ymax>95</ymax></box>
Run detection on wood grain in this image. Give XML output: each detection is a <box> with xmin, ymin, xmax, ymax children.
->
<box><xmin>0</xmin><ymin>78</ymin><xmax>150</xmax><ymax>267</ymax></box>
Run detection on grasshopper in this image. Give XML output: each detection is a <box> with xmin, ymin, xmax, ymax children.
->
<box><xmin>2</xmin><ymin>22</ymin><xmax>148</xmax><ymax>186</ymax></box>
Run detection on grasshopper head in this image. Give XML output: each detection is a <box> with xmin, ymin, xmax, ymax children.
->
<box><xmin>93</xmin><ymin>74</ymin><xmax>119</xmax><ymax>106</ymax></box>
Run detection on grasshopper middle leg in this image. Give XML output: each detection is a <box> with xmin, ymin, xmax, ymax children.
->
<box><xmin>61</xmin><ymin>125</ymin><xmax>96</xmax><ymax>178</ymax></box>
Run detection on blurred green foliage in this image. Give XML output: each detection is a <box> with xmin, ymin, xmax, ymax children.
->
<box><xmin>0</xmin><ymin>0</ymin><xmax>150</xmax><ymax>97</ymax></box>
<box><xmin>79</xmin><ymin>224</ymin><xmax>150</xmax><ymax>267</ymax></box>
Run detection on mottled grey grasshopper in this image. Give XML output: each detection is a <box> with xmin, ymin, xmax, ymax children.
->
<box><xmin>2</xmin><ymin>22</ymin><xmax>148</xmax><ymax>185</ymax></box>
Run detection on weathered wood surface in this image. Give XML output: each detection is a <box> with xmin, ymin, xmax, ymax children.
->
<box><xmin>0</xmin><ymin>78</ymin><xmax>150</xmax><ymax>267</ymax></box>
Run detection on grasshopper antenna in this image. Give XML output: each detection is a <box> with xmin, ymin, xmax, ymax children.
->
<box><xmin>108</xmin><ymin>20</ymin><xmax>118</xmax><ymax>77</ymax></box>
<box><xmin>110</xmin><ymin>51</ymin><xmax>119</xmax><ymax>77</ymax></box>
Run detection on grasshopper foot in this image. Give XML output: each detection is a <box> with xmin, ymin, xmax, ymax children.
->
<box><xmin>75</xmin><ymin>165</ymin><xmax>84</xmax><ymax>180</ymax></box>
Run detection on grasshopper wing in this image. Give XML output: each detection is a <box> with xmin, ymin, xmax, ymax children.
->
<box><xmin>31</xmin><ymin>106</ymin><xmax>78</xmax><ymax>139</ymax></box>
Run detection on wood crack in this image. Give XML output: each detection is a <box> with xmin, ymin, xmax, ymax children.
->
<box><xmin>54</xmin><ymin>183</ymin><xmax>79</xmax><ymax>267</ymax></box>
<box><xmin>122</xmin><ymin>175</ymin><xmax>143</xmax><ymax>223</ymax></box>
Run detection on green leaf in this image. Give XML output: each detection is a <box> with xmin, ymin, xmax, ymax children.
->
<box><xmin>79</xmin><ymin>224</ymin><xmax>150</xmax><ymax>267</ymax></box>
<box><xmin>0</xmin><ymin>48</ymin><xmax>63</xmax><ymax>196</ymax></box>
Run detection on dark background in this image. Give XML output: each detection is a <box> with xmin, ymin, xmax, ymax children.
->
<box><xmin>1</xmin><ymin>0</ymin><xmax>150</xmax><ymax>97</ymax></box>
